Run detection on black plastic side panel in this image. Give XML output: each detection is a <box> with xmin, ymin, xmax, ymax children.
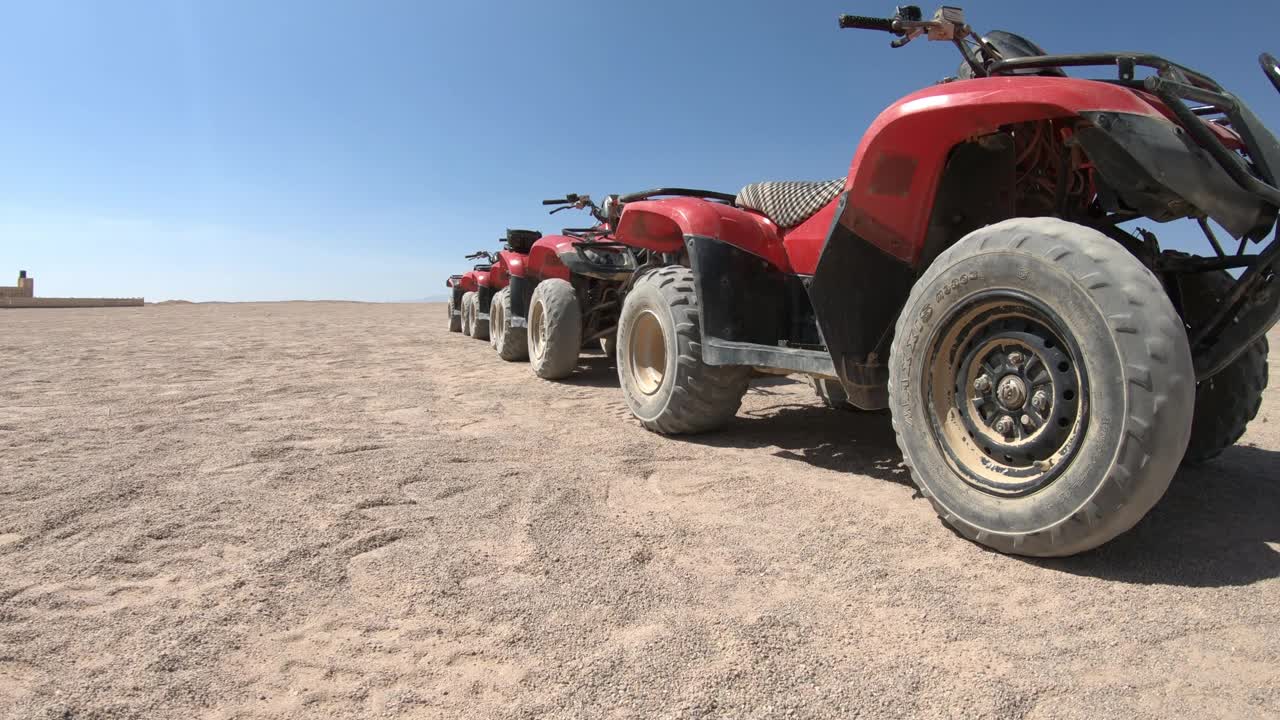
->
<box><xmin>684</xmin><ymin>235</ymin><xmax>789</xmax><ymax>345</ymax></box>
<box><xmin>508</xmin><ymin>276</ymin><xmax>531</xmax><ymax>320</ymax></box>
<box><xmin>809</xmin><ymin>192</ymin><xmax>916</xmax><ymax>410</ymax></box>
<box><xmin>477</xmin><ymin>286</ymin><xmax>495</xmax><ymax>314</ymax></box>
<box><xmin>684</xmin><ymin>234</ymin><xmax>830</xmax><ymax>371</ymax></box>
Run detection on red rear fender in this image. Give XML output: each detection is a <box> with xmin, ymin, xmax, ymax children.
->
<box><xmin>616</xmin><ymin>198</ymin><xmax>788</xmax><ymax>270</ymax></box>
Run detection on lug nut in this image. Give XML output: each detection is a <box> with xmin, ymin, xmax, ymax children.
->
<box><xmin>974</xmin><ymin>376</ymin><xmax>992</xmax><ymax>393</ymax></box>
<box><xmin>1021</xmin><ymin>414</ymin><xmax>1035</xmax><ymax>429</ymax></box>
<box><xmin>994</xmin><ymin>417</ymin><xmax>1015</xmax><ymax>436</ymax></box>
<box><xmin>1031</xmin><ymin>390</ymin><xmax>1049</xmax><ymax>413</ymax></box>
<box><xmin>1007</xmin><ymin>351</ymin><xmax>1024</xmax><ymax>367</ymax></box>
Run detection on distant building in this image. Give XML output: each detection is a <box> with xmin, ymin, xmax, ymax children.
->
<box><xmin>0</xmin><ymin>270</ymin><xmax>143</xmax><ymax>309</ymax></box>
<box><xmin>0</xmin><ymin>270</ymin><xmax>34</xmax><ymax>299</ymax></box>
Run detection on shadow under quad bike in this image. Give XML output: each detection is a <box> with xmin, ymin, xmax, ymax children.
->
<box><xmin>455</xmin><ymin>251</ymin><xmax>497</xmax><ymax>341</ymax></box>
<box><xmin>502</xmin><ymin>194</ymin><xmax>638</xmax><ymax>380</ymax></box>
<box><xmin>607</xmin><ymin>6</ymin><xmax>1280</xmax><ymax>556</ymax></box>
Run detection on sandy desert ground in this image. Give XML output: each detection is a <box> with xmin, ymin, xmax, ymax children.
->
<box><xmin>1</xmin><ymin>302</ymin><xmax>1277</xmax><ymax>719</ymax></box>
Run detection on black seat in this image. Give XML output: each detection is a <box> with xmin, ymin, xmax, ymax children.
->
<box><xmin>735</xmin><ymin>179</ymin><xmax>844</xmax><ymax>228</ymax></box>
<box><xmin>505</xmin><ymin>228</ymin><xmax>542</xmax><ymax>253</ymax></box>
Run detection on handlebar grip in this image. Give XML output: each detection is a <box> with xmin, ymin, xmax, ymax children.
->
<box><xmin>837</xmin><ymin>14</ymin><xmax>895</xmax><ymax>32</ymax></box>
<box><xmin>542</xmin><ymin>198</ymin><xmax>567</xmax><ymax>205</ymax></box>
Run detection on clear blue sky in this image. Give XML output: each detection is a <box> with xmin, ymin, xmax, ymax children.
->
<box><xmin>2</xmin><ymin>0</ymin><xmax>1277</xmax><ymax>301</ymax></box>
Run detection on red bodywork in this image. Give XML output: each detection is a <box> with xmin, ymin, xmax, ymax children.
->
<box><xmin>615</xmin><ymin>76</ymin><xmax>1235</xmax><ymax>273</ymax></box>
<box><xmin>526</xmin><ymin>235</ymin><xmax>578</xmax><ymax>282</ymax></box>
<box><xmin>487</xmin><ymin>250</ymin><xmax>526</xmax><ymax>290</ymax></box>
<box><xmin>457</xmin><ymin>269</ymin><xmax>490</xmax><ymax>292</ymax></box>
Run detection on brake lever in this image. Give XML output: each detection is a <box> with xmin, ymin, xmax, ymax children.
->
<box><xmin>890</xmin><ymin>25</ymin><xmax>926</xmax><ymax>48</ymax></box>
<box><xmin>549</xmin><ymin>206</ymin><xmax>570</xmax><ymax>215</ymax></box>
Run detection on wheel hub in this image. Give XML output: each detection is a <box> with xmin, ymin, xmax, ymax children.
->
<box><xmin>995</xmin><ymin>375</ymin><xmax>1027</xmax><ymax>410</ymax></box>
<box><xmin>628</xmin><ymin>310</ymin><xmax>667</xmax><ymax>396</ymax></box>
<box><xmin>925</xmin><ymin>294</ymin><xmax>1088</xmax><ymax>497</ymax></box>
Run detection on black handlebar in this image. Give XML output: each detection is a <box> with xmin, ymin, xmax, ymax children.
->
<box><xmin>542</xmin><ymin>193</ymin><xmax>581</xmax><ymax>205</ymax></box>
<box><xmin>837</xmin><ymin>14</ymin><xmax>897</xmax><ymax>32</ymax></box>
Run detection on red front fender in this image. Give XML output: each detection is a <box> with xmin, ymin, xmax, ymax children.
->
<box><xmin>527</xmin><ymin>235</ymin><xmax>578</xmax><ymax>282</ymax></box>
<box><xmin>846</xmin><ymin>76</ymin><xmax>1172</xmax><ymax>264</ymax></box>
<box><xmin>616</xmin><ymin>198</ymin><xmax>789</xmax><ymax>271</ymax></box>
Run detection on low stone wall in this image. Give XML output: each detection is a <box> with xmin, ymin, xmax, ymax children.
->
<box><xmin>0</xmin><ymin>297</ymin><xmax>144</xmax><ymax>309</ymax></box>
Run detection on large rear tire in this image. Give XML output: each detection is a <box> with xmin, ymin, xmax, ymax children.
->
<box><xmin>889</xmin><ymin>217</ymin><xmax>1195</xmax><ymax>557</ymax></box>
<box><xmin>491</xmin><ymin>287</ymin><xmax>529</xmax><ymax>362</ymax></box>
<box><xmin>447</xmin><ymin>297</ymin><xmax>462</xmax><ymax>333</ymax></box>
<box><xmin>1178</xmin><ymin>271</ymin><xmax>1270</xmax><ymax>464</ymax></box>
<box><xmin>460</xmin><ymin>292</ymin><xmax>476</xmax><ymax>337</ymax></box>
<box><xmin>528</xmin><ymin>279</ymin><xmax>581</xmax><ymax>379</ymax></box>
<box><xmin>616</xmin><ymin>266</ymin><xmax>752</xmax><ymax>434</ymax></box>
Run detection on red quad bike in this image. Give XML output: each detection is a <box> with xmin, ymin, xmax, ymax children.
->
<box><xmin>485</xmin><ymin>228</ymin><xmax>544</xmax><ymax>360</ymax></box>
<box><xmin>607</xmin><ymin>6</ymin><xmax>1280</xmax><ymax>557</ymax></box>
<box><xmin>455</xmin><ymin>251</ymin><xmax>497</xmax><ymax>341</ymax></box>
<box><xmin>502</xmin><ymin>194</ymin><xmax>637</xmax><ymax>379</ymax></box>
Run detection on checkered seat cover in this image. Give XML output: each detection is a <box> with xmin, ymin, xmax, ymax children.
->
<box><xmin>735</xmin><ymin>179</ymin><xmax>844</xmax><ymax>229</ymax></box>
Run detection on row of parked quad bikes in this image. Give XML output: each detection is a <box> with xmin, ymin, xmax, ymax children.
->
<box><xmin>444</xmin><ymin>7</ymin><xmax>1279</xmax><ymax>558</ymax></box>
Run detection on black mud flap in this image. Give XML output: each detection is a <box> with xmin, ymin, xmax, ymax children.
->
<box><xmin>477</xmin><ymin>286</ymin><xmax>495</xmax><ymax>316</ymax></box>
<box><xmin>450</xmin><ymin>286</ymin><xmax>465</xmax><ymax>312</ymax></box>
<box><xmin>684</xmin><ymin>235</ymin><xmax>835</xmax><ymax>376</ymax></box>
<box><xmin>808</xmin><ymin>192</ymin><xmax>915</xmax><ymax>410</ymax></box>
<box><xmin>508</xmin><ymin>275</ymin><xmax>532</xmax><ymax>325</ymax></box>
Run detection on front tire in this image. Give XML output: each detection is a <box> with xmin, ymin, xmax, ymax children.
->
<box><xmin>528</xmin><ymin>279</ymin><xmax>582</xmax><ymax>379</ymax></box>
<box><xmin>889</xmin><ymin>218</ymin><xmax>1195</xmax><ymax>557</ymax></box>
<box><xmin>616</xmin><ymin>266</ymin><xmax>751</xmax><ymax>434</ymax></box>
<box><xmin>491</xmin><ymin>287</ymin><xmax>529</xmax><ymax>362</ymax></box>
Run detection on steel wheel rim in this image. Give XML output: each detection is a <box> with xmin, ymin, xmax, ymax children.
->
<box><xmin>628</xmin><ymin>310</ymin><xmax>667</xmax><ymax>396</ymax></box>
<box><xmin>529</xmin><ymin>299</ymin><xmax>545</xmax><ymax>359</ymax></box>
<box><xmin>924</xmin><ymin>291</ymin><xmax>1089</xmax><ymax>497</ymax></box>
